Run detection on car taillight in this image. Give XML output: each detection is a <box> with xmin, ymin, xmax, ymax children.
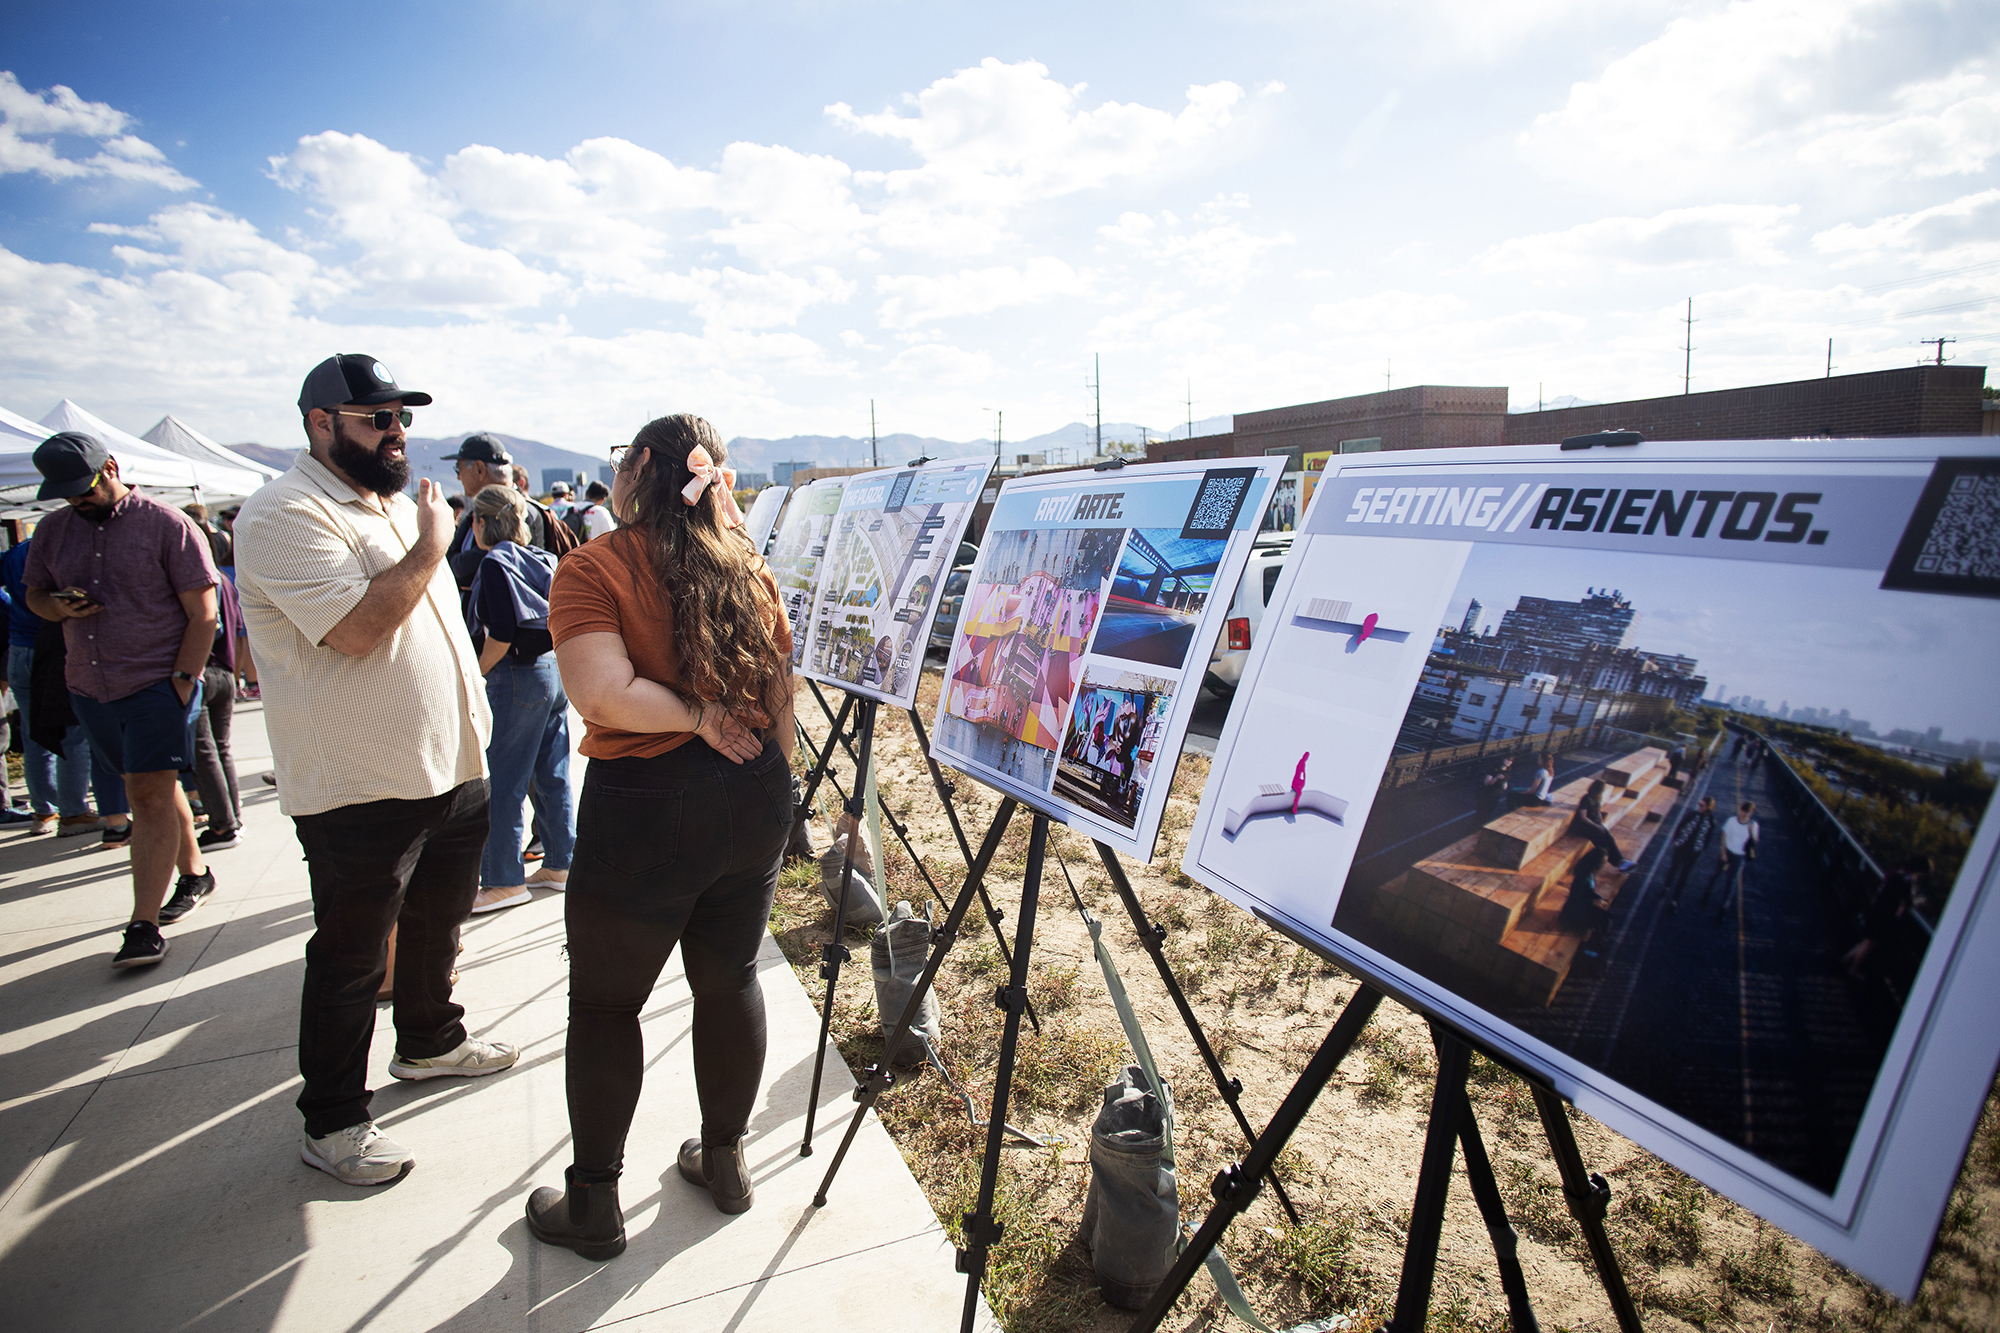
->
<box><xmin>1228</xmin><ymin>617</ymin><xmax>1250</xmax><ymax>650</ymax></box>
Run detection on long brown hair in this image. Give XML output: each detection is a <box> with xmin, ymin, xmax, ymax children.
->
<box><xmin>620</xmin><ymin>415</ymin><xmax>786</xmax><ymax>723</ymax></box>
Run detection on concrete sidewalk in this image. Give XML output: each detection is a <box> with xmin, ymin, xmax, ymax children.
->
<box><xmin>0</xmin><ymin>700</ymin><xmax>991</xmax><ymax>1331</ymax></box>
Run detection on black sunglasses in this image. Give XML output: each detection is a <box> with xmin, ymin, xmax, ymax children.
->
<box><xmin>334</xmin><ymin>408</ymin><xmax>415</xmax><ymax>431</ymax></box>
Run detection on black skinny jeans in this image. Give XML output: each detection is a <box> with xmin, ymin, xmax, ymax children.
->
<box><xmin>292</xmin><ymin>778</ymin><xmax>489</xmax><ymax>1137</ymax></box>
<box><xmin>192</xmin><ymin>665</ymin><xmax>241</xmax><ymax>835</ymax></box>
<box><xmin>565</xmin><ymin>736</ymin><xmax>793</xmax><ymax>1174</ymax></box>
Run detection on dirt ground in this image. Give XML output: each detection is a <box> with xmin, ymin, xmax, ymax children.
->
<box><xmin>775</xmin><ymin>675</ymin><xmax>2000</xmax><ymax>1333</ymax></box>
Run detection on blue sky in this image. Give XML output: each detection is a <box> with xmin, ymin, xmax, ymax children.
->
<box><xmin>1</xmin><ymin>0</ymin><xmax>1994</xmax><ymax>460</ymax></box>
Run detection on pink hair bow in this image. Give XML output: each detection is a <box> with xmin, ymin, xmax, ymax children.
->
<box><xmin>681</xmin><ymin>445</ymin><xmax>745</xmax><ymax>528</ymax></box>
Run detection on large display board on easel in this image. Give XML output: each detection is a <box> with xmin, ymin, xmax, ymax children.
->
<box><xmin>767</xmin><ymin>478</ymin><xmax>845</xmax><ymax>668</ymax></box>
<box><xmin>930</xmin><ymin>458</ymin><xmax>1282</xmax><ymax>860</ymax></box>
<box><xmin>797</xmin><ymin>457</ymin><xmax>994</xmax><ymax>708</ymax></box>
<box><xmin>1183</xmin><ymin>438</ymin><xmax>2000</xmax><ymax>1300</ymax></box>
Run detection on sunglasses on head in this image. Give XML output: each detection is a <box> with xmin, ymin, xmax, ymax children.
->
<box><xmin>334</xmin><ymin>408</ymin><xmax>414</xmax><ymax>431</ymax></box>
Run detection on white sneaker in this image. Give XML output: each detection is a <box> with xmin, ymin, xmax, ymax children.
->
<box><xmin>526</xmin><ymin>866</ymin><xmax>568</xmax><ymax>889</ymax></box>
<box><xmin>471</xmin><ymin>885</ymin><xmax>529</xmax><ymax>913</ymax></box>
<box><xmin>388</xmin><ymin>1035</ymin><xmax>520</xmax><ymax>1081</ymax></box>
<box><xmin>301</xmin><ymin>1121</ymin><xmax>413</xmax><ymax>1185</ymax></box>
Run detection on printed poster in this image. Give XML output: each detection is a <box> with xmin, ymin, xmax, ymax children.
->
<box><xmin>766</xmin><ymin>478</ymin><xmax>844</xmax><ymax>668</ymax></box>
<box><xmin>931</xmin><ymin>457</ymin><xmax>1282</xmax><ymax>859</ymax></box>
<box><xmin>799</xmin><ymin>457</ymin><xmax>994</xmax><ymax>708</ymax></box>
<box><xmin>1182</xmin><ymin>440</ymin><xmax>2000</xmax><ymax>1300</ymax></box>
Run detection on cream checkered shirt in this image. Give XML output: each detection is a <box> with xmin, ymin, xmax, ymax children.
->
<box><xmin>234</xmin><ymin>453</ymin><xmax>491</xmax><ymax>818</ymax></box>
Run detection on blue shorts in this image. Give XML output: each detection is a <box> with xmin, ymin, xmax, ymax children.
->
<box><xmin>71</xmin><ymin>678</ymin><xmax>203</xmax><ymax>776</ymax></box>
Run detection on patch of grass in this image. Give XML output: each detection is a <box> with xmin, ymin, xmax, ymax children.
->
<box><xmin>1010</xmin><ymin>1019</ymin><xmax>1126</xmax><ymax>1117</ymax></box>
<box><xmin>1717</xmin><ymin>1225</ymin><xmax>1795</xmax><ymax>1303</ymax></box>
<box><xmin>1616</xmin><ymin>1170</ymin><xmax>1707</xmax><ymax>1266</ymax></box>
<box><xmin>1271</xmin><ymin>1214</ymin><xmax>1369</xmax><ymax>1314</ymax></box>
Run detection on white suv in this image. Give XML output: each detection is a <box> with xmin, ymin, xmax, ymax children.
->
<box><xmin>1203</xmin><ymin>532</ymin><xmax>1294</xmax><ymax>695</ymax></box>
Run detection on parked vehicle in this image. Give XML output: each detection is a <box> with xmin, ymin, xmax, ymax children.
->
<box><xmin>1203</xmin><ymin>532</ymin><xmax>1294</xmax><ymax>695</ymax></box>
<box><xmin>928</xmin><ymin>556</ymin><xmax>976</xmax><ymax>648</ymax></box>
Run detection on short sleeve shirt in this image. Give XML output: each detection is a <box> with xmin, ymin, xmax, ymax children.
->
<box><xmin>548</xmin><ymin>528</ymin><xmax>790</xmax><ymax>760</ymax></box>
<box><xmin>234</xmin><ymin>454</ymin><xmax>491</xmax><ymax>817</ymax></box>
<box><xmin>22</xmin><ymin>491</ymin><xmax>218</xmax><ymax>702</ymax></box>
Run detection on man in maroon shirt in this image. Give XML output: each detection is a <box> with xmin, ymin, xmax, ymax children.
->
<box><xmin>25</xmin><ymin>432</ymin><xmax>221</xmax><ymax>968</ymax></box>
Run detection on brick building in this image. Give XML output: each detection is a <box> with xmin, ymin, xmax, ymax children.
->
<box><xmin>1503</xmin><ymin>364</ymin><xmax>1987</xmax><ymax>445</ymax></box>
<box><xmin>1147</xmin><ymin>385</ymin><xmax>1509</xmax><ymax>465</ymax></box>
<box><xmin>1143</xmin><ymin>364</ymin><xmax>1988</xmax><ymax>466</ymax></box>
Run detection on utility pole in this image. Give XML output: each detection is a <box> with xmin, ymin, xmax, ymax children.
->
<box><xmin>1538</xmin><ymin>382</ymin><xmax>1543</xmax><ymax>412</ymax></box>
<box><xmin>1185</xmin><ymin>381</ymin><xmax>1194</xmax><ymax>440</ymax></box>
<box><xmin>869</xmin><ymin>399</ymin><xmax>878</xmax><ymax>468</ymax></box>
<box><xmin>1087</xmin><ymin>353</ymin><xmax>1102</xmax><ymax>459</ymax></box>
<box><xmin>1921</xmin><ymin>336</ymin><xmax>1955</xmax><ymax>365</ymax></box>
<box><xmin>1681</xmin><ymin>298</ymin><xmax>1696</xmax><ymax>395</ymax></box>
<box><xmin>1826</xmin><ymin>339</ymin><xmax>1834</xmax><ymax>378</ymax></box>
<box><xmin>1385</xmin><ymin>358</ymin><xmax>1392</xmax><ymax>392</ymax></box>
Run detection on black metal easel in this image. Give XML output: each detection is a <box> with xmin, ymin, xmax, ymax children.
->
<box><xmin>800</xmin><ymin>695</ymin><xmax>879</xmax><ymax>1157</ymax></box>
<box><xmin>794</xmin><ymin>679</ymin><xmax>1041</xmax><ymax>1037</ymax></box>
<box><xmin>1126</xmin><ymin>985</ymin><xmax>1646</xmax><ymax>1333</ymax></box>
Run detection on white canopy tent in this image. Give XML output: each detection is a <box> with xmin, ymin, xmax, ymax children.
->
<box><xmin>0</xmin><ymin>406</ymin><xmax>54</xmax><ymax>491</ymax></box>
<box><xmin>40</xmin><ymin>400</ymin><xmax>265</xmax><ymax>498</ymax></box>
<box><xmin>142</xmin><ymin>415</ymin><xmax>283</xmax><ymax>484</ymax></box>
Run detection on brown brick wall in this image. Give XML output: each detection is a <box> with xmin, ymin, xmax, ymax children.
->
<box><xmin>1144</xmin><ymin>385</ymin><xmax>1510</xmax><ymax>463</ymax></box>
<box><xmin>1502</xmin><ymin>365</ymin><xmax>1987</xmax><ymax>445</ymax></box>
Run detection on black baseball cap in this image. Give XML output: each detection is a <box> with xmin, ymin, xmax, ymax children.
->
<box><xmin>33</xmin><ymin>431</ymin><xmax>112</xmax><ymax>501</ymax></box>
<box><xmin>297</xmin><ymin>354</ymin><xmax>432</xmax><ymax>416</ymax></box>
<box><xmin>443</xmin><ymin>433</ymin><xmax>511</xmax><ymax>465</ymax></box>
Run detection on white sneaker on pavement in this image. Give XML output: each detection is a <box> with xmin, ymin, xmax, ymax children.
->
<box><xmin>301</xmin><ymin>1121</ymin><xmax>413</xmax><ymax>1185</ymax></box>
<box><xmin>471</xmin><ymin>885</ymin><xmax>530</xmax><ymax>913</ymax></box>
<box><xmin>388</xmin><ymin>1036</ymin><xmax>520</xmax><ymax>1081</ymax></box>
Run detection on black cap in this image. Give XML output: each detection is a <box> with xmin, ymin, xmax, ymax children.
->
<box><xmin>298</xmin><ymin>354</ymin><xmax>432</xmax><ymax>416</ymax></box>
<box><xmin>33</xmin><ymin>431</ymin><xmax>112</xmax><ymax>501</ymax></box>
<box><xmin>443</xmin><ymin>433</ymin><xmax>510</xmax><ymax>465</ymax></box>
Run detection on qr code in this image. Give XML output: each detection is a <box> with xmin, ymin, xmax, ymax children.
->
<box><xmin>1181</xmin><ymin>467</ymin><xmax>1257</xmax><ymax>539</ymax></box>
<box><xmin>1883</xmin><ymin>458</ymin><xmax>2000</xmax><ymax>599</ymax></box>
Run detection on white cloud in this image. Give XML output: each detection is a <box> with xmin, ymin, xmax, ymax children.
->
<box><xmin>272</xmin><ymin>132</ymin><xmax>569</xmax><ymax>311</ymax></box>
<box><xmin>830</xmin><ymin>59</ymin><xmax>1245</xmax><ymax>254</ymax></box>
<box><xmin>1812</xmin><ymin>188</ymin><xmax>2000</xmax><ymax>264</ymax></box>
<box><xmin>0</xmin><ymin>71</ymin><xmax>197</xmax><ymax>191</ymax></box>
<box><xmin>1477</xmin><ymin>204</ymin><xmax>1799</xmax><ymax>276</ymax></box>
<box><xmin>1518</xmin><ymin>0</ymin><xmax>2000</xmax><ymax>193</ymax></box>
<box><xmin>884</xmin><ymin>343</ymin><xmax>993</xmax><ymax>385</ymax></box>
<box><xmin>1098</xmin><ymin>194</ymin><xmax>1292</xmax><ymax>288</ymax></box>
<box><xmin>875</xmin><ymin>258</ymin><xmax>1081</xmax><ymax>328</ymax></box>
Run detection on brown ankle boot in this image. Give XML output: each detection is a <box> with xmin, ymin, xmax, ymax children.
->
<box><xmin>526</xmin><ymin>1167</ymin><xmax>626</xmax><ymax>1260</ymax></box>
<box><xmin>677</xmin><ymin>1136</ymin><xmax>753</xmax><ymax>1214</ymax></box>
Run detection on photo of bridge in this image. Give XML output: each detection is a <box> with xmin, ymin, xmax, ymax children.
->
<box><xmin>1088</xmin><ymin>528</ymin><xmax>1224</xmax><ymax>670</ymax></box>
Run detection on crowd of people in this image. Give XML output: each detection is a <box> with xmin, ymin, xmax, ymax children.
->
<box><xmin>15</xmin><ymin>353</ymin><xmax>791</xmax><ymax>1261</ymax></box>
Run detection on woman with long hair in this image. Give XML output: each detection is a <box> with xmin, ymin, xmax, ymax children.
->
<box><xmin>526</xmin><ymin>416</ymin><xmax>795</xmax><ymax>1261</ymax></box>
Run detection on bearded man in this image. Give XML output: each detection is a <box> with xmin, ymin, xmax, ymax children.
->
<box><xmin>235</xmin><ymin>354</ymin><xmax>517</xmax><ymax>1188</ymax></box>
<box><xmin>24</xmin><ymin>432</ymin><xmax>221</xmax><ymax>965</ymax></box>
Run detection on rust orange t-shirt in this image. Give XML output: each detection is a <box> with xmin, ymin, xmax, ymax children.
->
<box><xmin>548</xmin><ymin>528</ymin><xmax>792</xmax><ymax>760</ymax></box>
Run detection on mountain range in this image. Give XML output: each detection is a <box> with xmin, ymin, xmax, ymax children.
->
<box><xmin>226</xmin><ymin>415</ymin><xmax>1236</xmax><ymax>492</ymax></box>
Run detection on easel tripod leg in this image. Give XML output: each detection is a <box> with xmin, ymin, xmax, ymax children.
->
<box><xmin>1531</xmin><ymin>1084</ymin><xmax>1644</xmax><ymax>1333</ymax></box>
<box><xmin>1093</xmin><ymin>840</ymin><xmax>1299</xmax><ymax>1224</ymax></box>
<box><xmin>1450</xmin><ymin>1047</ymin><xmax>1540</xmax><ymax>1333</ymax></box>
<box><xmin>911</xmin><ymin>707</ymin><xmax>1041</xmax><ymax>1035</ymax></box>
<box><xmin>812</xmin><ymin>798</ymin><xmax>1020</xmax><ymax>1205</ymax></box>
<box><xmin>1385</xmin><ymin>1030</ymin><xmax>1472</xmax><ymax>1333</ymax></box>
<box><xmin>802</xmin><ymin>699</ymin><xmax>877</xmax><ymax>1156</ymax></box>
<box><xmin>957</xmin><ymin>812</ymin><xmax>1050</xmax><ymax>1333</ymax></box>
<box><xmin>1127</xmin><ymin>984</ymin><xmax>1385</xmax><ymax>1333</ymax></box>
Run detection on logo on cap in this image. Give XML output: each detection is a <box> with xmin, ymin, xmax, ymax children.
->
<box><xmin>371</xmin><ymin>362</ymin><xmax>392</xmax><ymax>384</ymax></box>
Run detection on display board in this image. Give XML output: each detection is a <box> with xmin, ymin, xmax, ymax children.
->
<box><xmin>1182</xmin><ymin>439</ymin><xmax>2000</xmax><ymax>1300</ymax></box>
<box><xmin>766</xmin><ymin>478</ymin><xmax>845</xmax><ymax>668</ymax></box>
<box><xmin>798</xmin><ymin>457</ymin><xmax>995</xmax><ymax>707</ymax></box>
<box><xmin>931</xmin><ymin>458</ymin><xmax>1282</xmax><ymax>859</ymax></box>
<box><xmin>742</xmin><ymin>484</ymin><xmax>788</xmax><ymax>556</ymax></box>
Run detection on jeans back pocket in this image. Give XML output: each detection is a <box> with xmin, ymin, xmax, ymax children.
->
<box><xmin>579</xmin><ymin>784</ymin><xmax>684</xmax><ymax>879</ymax></box>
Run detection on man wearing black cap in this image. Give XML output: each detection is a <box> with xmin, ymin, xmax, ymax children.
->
<box><xmin>442</xmin><ymin>434</ymin><xmax>551</xmax><ymax>594</ymax></box>
<box><xmin>22</xmin><ymin>432</ymin><xmax>221</xmax><ymax>966</ymax></box>
<box><xmin>235</xmin><ymin>354</ymin><xmax>517</xmax><ymax>1188</ymax></box>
